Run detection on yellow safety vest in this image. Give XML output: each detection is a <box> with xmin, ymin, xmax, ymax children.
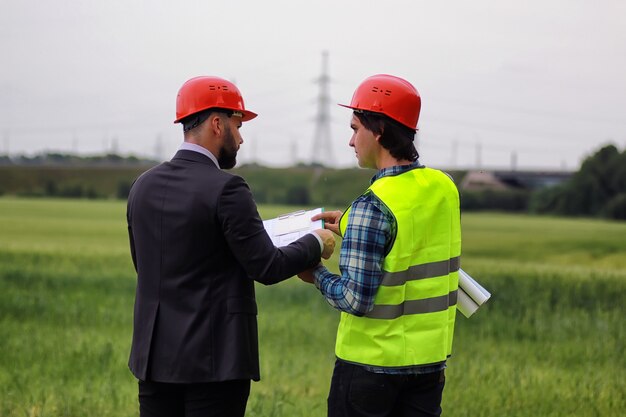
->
<box><xmin>336</xmin><ymin>166</ymin><xmax>461</xmax><ymax>367</ymax></box>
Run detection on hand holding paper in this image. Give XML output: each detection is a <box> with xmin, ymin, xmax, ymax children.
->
<box><xmin>263</xmin><ymin>208</ymin><xmax>324</xmax><ymax>247</ymax></box>
<box><xmin>312</xmin><ymin>210</ymin><xmax>343</xmax><ymax>236</ymax></box>
<box><xmin>263</xmin><ymin>208</ymin><xmax>335</xmax><ymax>259</ymax></box>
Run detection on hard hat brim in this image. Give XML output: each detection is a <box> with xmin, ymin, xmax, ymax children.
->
<box><xmin>174</xmin><ymin>108</ymin><xmax>258</xmax><ymax>124</ymax></box>
<box><xmin>338</xmin><ymin>103</ymin><xmax>419</xmax><ymax>131</ymax></box>
<box><xmin>240</xmin><ymin>109</ymin><xmax>258</xmax><ymax>122</ymax></box>
<box><xmin>338</xmin><ymin>103</ymin><xmax>376</xmax><ymax>115</ymax></box>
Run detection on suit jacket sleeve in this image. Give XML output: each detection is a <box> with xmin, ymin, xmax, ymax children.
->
<box><xmin>217</xmin><ymin>175</ymin><xmax>321</xmax><ymax>285</ymax></box>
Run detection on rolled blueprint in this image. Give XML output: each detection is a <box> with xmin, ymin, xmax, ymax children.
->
<box><xmin>457</xmin><ymin>269</ymin><xmax>491</xmax><ymax>318</ymax></box>
<box><xmin>459</xmin><ymin>269</ymin><xmax>491</xmax><ymax>305</ymax></box>
<box><xmin>457</xmin><ymin>287</ymin><xmax>480</xmax><ymax>318</ymax></box>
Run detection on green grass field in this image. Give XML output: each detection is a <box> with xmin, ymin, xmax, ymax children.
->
<box><xmin>0</xmin><ymin>198</ymin><xmax>624</xmax><ymax>416</ymax></box>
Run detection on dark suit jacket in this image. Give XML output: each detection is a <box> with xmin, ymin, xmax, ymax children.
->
<box><xmin>127</xmin><ymin>150</ymin><xmax>321</xmax><ymax>383</ymax></box>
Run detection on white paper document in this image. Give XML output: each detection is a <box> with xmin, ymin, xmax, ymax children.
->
<box><xmin>263</xmin><ymin>208</ymin><xmax>324</xmax><ymax>247</ymax></box>
<box><xmin>457</xmin><ymin>268</ymin><xmax>491</xmax><ymax>318</ymax></box>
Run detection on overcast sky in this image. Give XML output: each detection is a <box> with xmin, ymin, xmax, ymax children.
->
<box><xmin>2</xmin><ymin>0</ymin><xmax>625</xmax><ymax>171</ymax></box>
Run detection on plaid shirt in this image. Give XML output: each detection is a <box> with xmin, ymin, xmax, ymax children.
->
<box><xmin>312</xmin><ymin>162</ymin><xmax>422</xmax><ymax>314</ymax></box>
<box><xmin>313</xmin><ymin>161</ymin><xmax>446</xmax><ymax>375</ymax></box>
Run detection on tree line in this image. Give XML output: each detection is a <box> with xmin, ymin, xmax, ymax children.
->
<box><xmin>529</xmin><ymin>144</ymin><xmax>626</xmax><ymax>220</ymax></box>
<box><xmin>1</xmin><ymin>144</ymin><xmax>624</xmax><ymax>220</ymax></box>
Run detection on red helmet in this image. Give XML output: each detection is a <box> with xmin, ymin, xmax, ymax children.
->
<box><xmin>174</xmin><ymin>76</ymin><xmax>257</xmax><ymax>123</ymax></box>
<box><xmin>339</xmin><ymin>74</ymin><xmax>421</xmax><ymax>130</ymax></box>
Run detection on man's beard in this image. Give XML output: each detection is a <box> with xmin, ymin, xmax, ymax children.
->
<box><xmin>217</xmin><ymin>125</ymin><xmax>238</xmax><ymax>169</ymax></box>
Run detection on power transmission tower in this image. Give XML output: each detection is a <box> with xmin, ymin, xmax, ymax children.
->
<box><xmin>450</xmin><ymin>138</ymin><xmax>458</xmax><ymax>168</ymax></box>
<box><xmin>311</xmin><ymin>51</ymin><xmax>333</xmax><ymax>166</ymax></box>
<box><xmin>510</xmin><ymin>150</ymin><xmax>518</xmax><ymax>171</ymax></box>
<box><xmin>291</xmin><ymin>137</ymin><xmax>298</xmax><ymax>164</ymax></box>
<box><xmin>475</xmin><ymin>136</ymin><xmax>482</xmax><ymax>169</ymax></box>
<box><xmin>155</xmin><ymin>134</ymin><xmax>164</xmax><ymax>161</ymax></box>
<box><xmin>111</xmin><ymin>136</ymin><xmax>119</xmax><ymax>155</ymax></box>
<box><xmin>72</xmin><ymin>130</ymin><xmax>78</xmax><ymax>154</ymax></box>
<box><xmin>3</xmin><ymin>130</ymin><xmax>9</xmax><ymax>156</ymax></box>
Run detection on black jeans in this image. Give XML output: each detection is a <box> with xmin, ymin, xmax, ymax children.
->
<box><xmin>138</xmin><ymin>379</ymin><xmax>250</xmax><ymax>417</ymax></box>
<box><xmin>328</xmin><ymin>360</ymin><xmax>446</xmax><ymax>417</ymax></box>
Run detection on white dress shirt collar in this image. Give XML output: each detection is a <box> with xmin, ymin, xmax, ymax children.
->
<box><xmin>178</xmin><ymin>142</ymin><xmax>220</xmax><ymax>168</ymax></box>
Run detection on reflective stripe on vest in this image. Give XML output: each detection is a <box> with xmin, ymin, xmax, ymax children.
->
<box><xmin>335</xmin><ymin>166</ymin><xmax>461</xmax><ymax>367</ymax></box>
<box><xmin>365</xmin><ymin>290</ymin><xmax>458</xmax><ymax>319</ymax></box>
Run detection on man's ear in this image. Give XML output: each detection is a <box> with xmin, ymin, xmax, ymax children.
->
<box><xmin>209</xmin><ymin>114</ymin><xmax>223</xmax><ymax>136</ymax></box>
<box><xmin>374</xmin><ymin>125</ymin><xmax>384</xmax><ymax>143</ymax></box>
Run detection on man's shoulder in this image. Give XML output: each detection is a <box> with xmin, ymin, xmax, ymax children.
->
<box><xmin>350</xmin><ymin>192</ymin><xmax>392</xmax><ymax>222</ymax></box>
<box><xmin>137</xmin><ymin>159</ymin><xmax>245</xmax><ymax>190</ymax></box>
<box><xmin>419</xmin><ymin>166</ymin><xmax>456</xmax><ymax>182</ymax></box>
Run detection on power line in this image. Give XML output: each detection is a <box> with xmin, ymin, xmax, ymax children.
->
<box><xmin>430</xmin><ymin>96</ymin><xmax>626</xmax><ymax>126</ymax></box>
<box><xmin>2</xmin><ymin>130</ymin><xmax>9</xmax><ymax>155</ymax></box>
<box><xmin>426</xmin><ymin>116</ymin><xmax>594</xmax><ymax>143</ymax></box>
<box><xmin>1</xmin><ymin>120</ymin><xmax>151</xmax><ymax>134</ymax></box>
<box><xmin>311</xmin><ymin>51</ymin><xmax>334</xmax><ymax>166</ymax></box>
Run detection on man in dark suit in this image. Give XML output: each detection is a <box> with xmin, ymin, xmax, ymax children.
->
<box><xmin>127</xmin><ymin>76</ymin><xmax>335</xmax><ymax>417</ymax></box>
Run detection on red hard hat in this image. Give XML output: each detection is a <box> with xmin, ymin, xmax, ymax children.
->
<box><xmin>174</xmin><ymin>76</ymin><xmax>257</xmax><ymax>123</ymax></box>
<box><xmin>339</xmin><ymin>74</ymin><xmax>421</xmax><ymax>130</ymax></box>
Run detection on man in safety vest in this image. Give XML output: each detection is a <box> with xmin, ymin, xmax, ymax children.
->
<box><xmin>300</xmin><ymin>74</ymin><xmax>461</xmax><ymax>417</ymax></box>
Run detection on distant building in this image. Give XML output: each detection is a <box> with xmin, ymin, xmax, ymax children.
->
<box><xmin>460</xmin><ymin>170</ymin><xmax>572</xmax><ymax>192</ymax></box>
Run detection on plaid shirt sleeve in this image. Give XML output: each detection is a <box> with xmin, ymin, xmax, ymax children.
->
<box><xmin>312</xmin><ymin>193</ymin><xmax>394</xmax><ymax>316</ymax></box>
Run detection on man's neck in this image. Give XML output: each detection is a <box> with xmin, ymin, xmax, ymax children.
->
<box><xmin>376</xmin><ymin>154</ymin><xmax>412</xmax><ymax>170</ymax></box>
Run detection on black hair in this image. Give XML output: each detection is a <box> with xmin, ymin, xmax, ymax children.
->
<box><xmin>181</xmin><ymin>108</ymin><xmax>235</xmax><ymax>132</ymax></box>
<box><xmin>353</xmin><ymin>111</ymin><xmax>419</xmax><ymax>162</ymax></box>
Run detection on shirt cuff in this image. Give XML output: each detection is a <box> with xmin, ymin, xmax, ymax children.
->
<box><xmin>312</xmin><ymin>263</ymin><xmax>328</xmax><ymax>290</ymax></box>
<box><xmin>308</xmin><ymin>231</ymin><xmax>324</xmax><ymax>254</ymax></box>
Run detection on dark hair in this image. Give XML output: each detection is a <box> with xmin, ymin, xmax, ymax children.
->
<box><xmin>182</xmin><ymin>108</ymin><xmax>234</xmax><ymax>132</ymax></box>
<box><xmin>354</xmin><ymin>111</ymin><xmax>419</xmax><ymax>162</ymax></box>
